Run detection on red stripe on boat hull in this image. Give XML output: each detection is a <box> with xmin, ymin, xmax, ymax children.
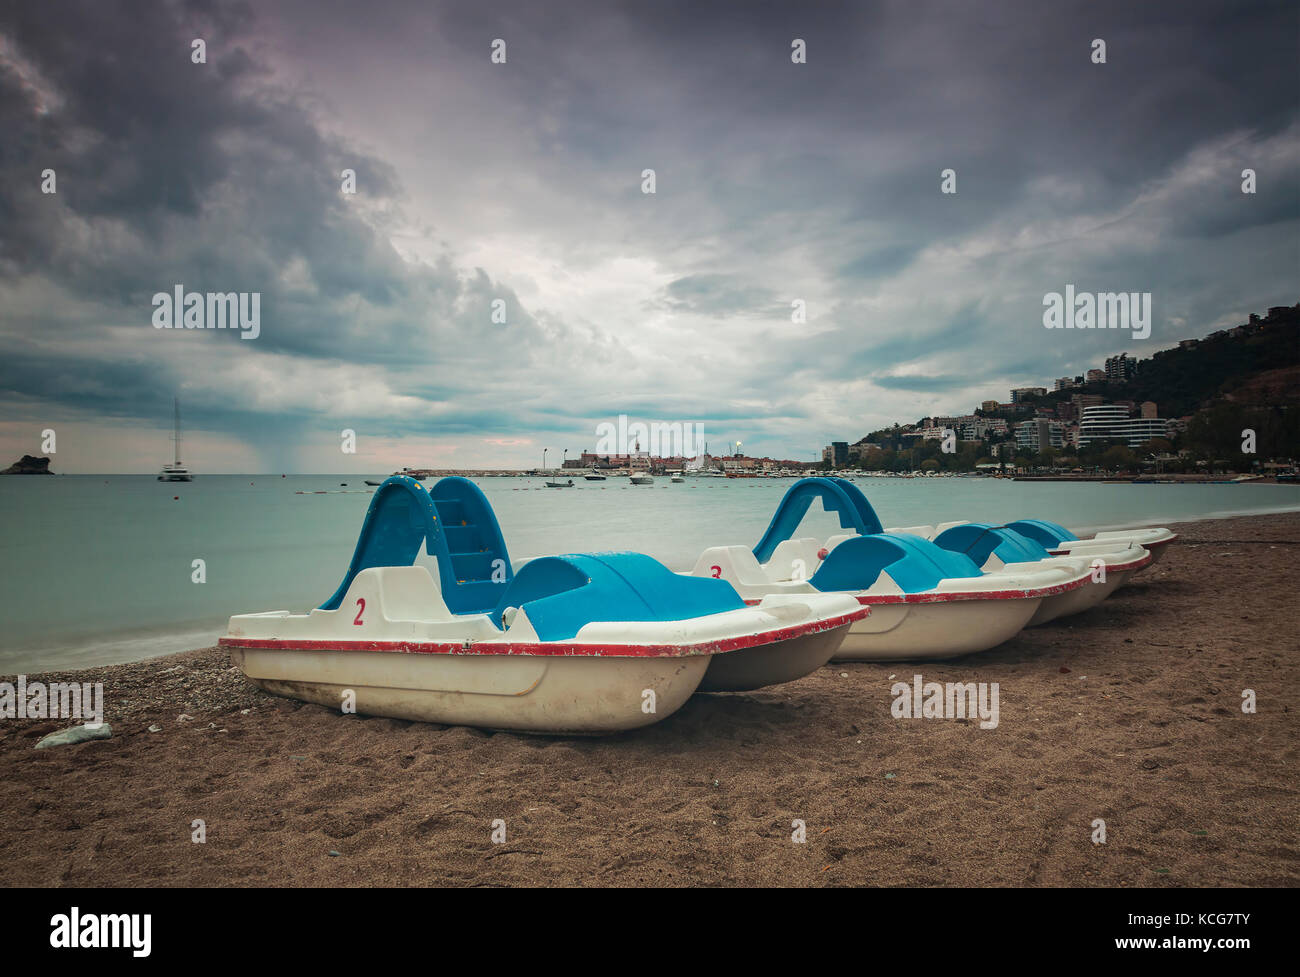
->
<box><xmin>219</xmin><ymin>607</ymin><xmax>869</xmax><ymax>659</ymax></box>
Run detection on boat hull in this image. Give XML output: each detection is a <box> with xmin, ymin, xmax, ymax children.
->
<box><xmin>830</xmin><ymin>596</ymin><xmax>1040</xmax><ymax>662</ymax></box>
<box><xmin>696</xmin><ymin>620</ymin><xmax>852</xmax><ymax>693</ymax></box>
<box><xmin>227</xmin><ymin>644</ymin><xmax>710</xmax><ymax>734</ymax></box>
<box><xmin>1026</xmin><ymin>572</ymin><xmax>1125</xmax><ymax>625</ymax></box>
<box><xmin>1050</xmin><ymin>532</ymin><xmax>1176</xmax><ymax>570</ymax></box>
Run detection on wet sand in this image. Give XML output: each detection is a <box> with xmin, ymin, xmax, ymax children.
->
<box><xmin>2</xmin><ymin>512</ymin><xmax>1297</xmax><ymax>887</ymax></box>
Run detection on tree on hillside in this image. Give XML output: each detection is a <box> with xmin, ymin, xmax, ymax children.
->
<box><xmin>1101</xmin><ymin>445</ymin><xmax>1136</xmax><ymax>471</ymax></box>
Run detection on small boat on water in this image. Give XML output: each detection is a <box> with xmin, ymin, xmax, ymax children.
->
<box><xmin>670</xmin><ymin>474</ymin><xmax>685</xmax><ymax>483</ymax></box>
<box><xmin>364</xmin><ymin>480</ymin><xmax>383</xmax><ymax>486</ymax></box>
<box><xmin>584</xmin><ymin>473</ymin><xmax>607</xmax><ymax>481</ymax></box>
<box><xmin>222</xmin><ymin>476</ymin><xmax>865</xmax><ymax>732</ymax></box>
<box><xmin>630</xmin><ymin>473</ymin><xmax>653</xmax><ymax>485</ymax></box>
<box><xmin>545</xmin><ymin>479</ymin><xmax>575</xmax><ymax>488</ymax></box>
<box><xmin>157</xmin><ymin>397</ymin><xmax>193</xmax><ymax>482</ymax></box>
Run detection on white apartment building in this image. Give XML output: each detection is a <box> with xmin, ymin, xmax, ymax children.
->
<box><xmin>1078</xmin><ymin>404</ymin><xmax>1170</xmax><ymax>448</ymax></box>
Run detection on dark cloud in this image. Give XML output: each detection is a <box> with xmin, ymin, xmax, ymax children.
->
<box><xmin>0</xmin><ymin>0</ymin><xmax>1296</xmax><ymax>468</ymax></box>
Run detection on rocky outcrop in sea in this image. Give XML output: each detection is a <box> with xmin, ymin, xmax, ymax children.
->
<box><xmin>2</xmin><ymin>455</ymin><xmax>54</xmax><ymax>474</ymax></box>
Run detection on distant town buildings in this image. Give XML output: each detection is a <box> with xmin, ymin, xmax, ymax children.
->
<box><xmin>1015</xmin><ymin>418</ymin><xmax>1065</xmax><ymax>452</ymax></box>
<box><xmin>1010</xmin><ymin>386</ymin><xmax>1048</xmax><ymax>403</ymax></box>
<box><xmin>1078</xmin><ymin>404</ymin><xmax>1170</xmax><ymax>448</ymax></box>
<box><xmin>815</xmin><ymin>304</ymin><xmax>1295</xmax><ymax>466</ymax></box>
<box><xmin>1072</xmin><ymin>393</ymin><xmax>1103</xmax><ymax>413</ymax></box>
<box><xmin>822</xmin><ymin>441</ymin><xmax>849</xmax><ymax>466</ymax></box>
<box><xmin>1104</xmin><ymin>353</ymin><xmax>1132</xmax><ymax>383</ymax></box>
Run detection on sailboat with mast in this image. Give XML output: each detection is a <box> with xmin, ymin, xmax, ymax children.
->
<box><xmin>158</xmin><ymin>396</ymin><xmax>194</xmax><ymax>481</ymax></box>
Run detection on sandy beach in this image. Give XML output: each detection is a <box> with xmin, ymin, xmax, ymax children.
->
<box><xmin>2</xmin><ymin>511</ymin><xmax>1297</xmax><ymax>887</ymax></box>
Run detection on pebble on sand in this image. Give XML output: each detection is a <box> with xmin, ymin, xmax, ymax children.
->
<box><xmin>35</xmin><ymin>724</ymin><xmax>112</xmax><ymax>750</ymax></box>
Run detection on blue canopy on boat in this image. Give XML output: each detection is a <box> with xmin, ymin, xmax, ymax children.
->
<box><xmin>810</xmin><ymin>533</ymin><xmax>981</xmax><ymax>594</ymax></box>
<box><xmin>1004</xmin><ymin>518</ymin><xmax>1079</xmax><ymax>548</ymax></box>
<box><xmin>321</xmin><ymin>478</ymin><xmax>749</xmax><ymax>635</ymax></box>
<box><xmin>490</xmin><ymin>552</ymin><xmax>747</xmax><ymax>641</ymax></box>
<box><xmin>932</xmin><ymin>523</ymin><xmax>1051</xmax><ymax>566</ymax></box>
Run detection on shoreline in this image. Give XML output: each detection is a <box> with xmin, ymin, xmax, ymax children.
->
<box><xmin>2</xmin><ymin>510</ymin><xmax>1297</xmax><ymax>886</ymax></box>
<box><xmin>3</xmin><ymin>499</ymin><xmax>1299</xmax><ymax>674</ymax></box>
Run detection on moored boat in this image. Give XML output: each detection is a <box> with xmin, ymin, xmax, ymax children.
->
<box><xmin>692</xmin><ymin>533</ymin><xmax>1086</xmax><ymax>661</ymax></box>
<box><xmin>222</xmin><ymin>476</ymin><xmax>865</xmax><ymax>732</ymax></box>
<box><xmin>921</xmin><ymin>523</ymin><xmax>1152</xmax><ymax>622</ymax></box>
<box><xmin>686</xmin><ymin>476</ymin><xmax>1167</xmax><ymax>660</ymax></box>
<box><xmin>157</xmin><ymin>397</ymin><xmax>194</xmax><ymax>481</ymax></box>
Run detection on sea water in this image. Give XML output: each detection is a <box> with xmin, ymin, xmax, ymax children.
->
<box><xmin>1</xmin><ymin>474</ymin><xmax>1296</xmax><ymax>672</ymax></box>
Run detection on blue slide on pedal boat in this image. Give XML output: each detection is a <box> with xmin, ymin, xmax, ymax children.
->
<box><xmin>221</xmin><ymin>476</ymin><xmax>866</xmax><ymax>733</ymax></box>
<box><xmin>689</xmin><ymin>478</ymin><xmax>1148</xmax><ymax>660</ymax></box>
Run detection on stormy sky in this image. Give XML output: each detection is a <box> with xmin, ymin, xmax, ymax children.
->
<box><xmin>0</xmin><ymin>0</ymin><xmax>1296</xmax><ymax>472</ymax></box>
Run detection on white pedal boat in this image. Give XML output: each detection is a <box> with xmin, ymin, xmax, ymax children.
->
<box><xmin>880</xmin><ymin>523</ymin><xmax>1153</xmax><ymax>624</ymax></box>
<box><xmin>897</xmin><ymin>518</ymin><xmax>1176</xmax><ymax>568</ymax></box>
<box><xmin>767</xmin><ymin>531</ymin><xmax>1150</xmax><ymax>628</ymax></box>
<box><xmin>691</xmin><ymin>533</ymin><xmax>1092</xmax><ymax>662</ymax></box>
<box><xmin>797</xmin><ymin>476</ymin><xmax>1177</xmax><ymax>569</ymax></box>
<box><xmin>222</xmin><ymin>477</ymin><xmax>865</xmax><ymax>733</ymax></box>
<box><xmin>761</xmin><ymin>477</ymin><xmax>1160</xmax><ymax>615</ymax></box>
<box><xmin>688</xmin><ymin>476</ymin><xmax>1163</xmax><ymax>660</ymax></box>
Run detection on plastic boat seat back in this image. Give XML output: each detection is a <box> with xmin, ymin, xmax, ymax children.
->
<box><xmin>492</xmin><ymin>552</ymin><xmax>748</xmax><ymax>642</ymax></box>
<box><xmin>353</xmin><ymin>566</ymin><xmax>454</xmax><ymax>622</ymax></box>
<box><xmin>932</xmin><ymin>523</ymin><xmax>1051</xmax><ymax>569</ymax></box>
<box><xmin>823</xmin><ymin>533</ymin><xmax>861</xmax><ymax>557</ymax></box>
<box><xmin>886</xmin><ymin>525</ymin><xmax>938</xmax><ymax>539</ymax></box>
<box><xmin>764</xmin><ymin>538</ymin><xmax>825</xmax><ymax>581</ymax></box>
<box><xmin>934</xmin><ymin>520</ymin><xmax>971</xmax><ymax>535</ymax></box>
<box><xmin>810</xmin><ymin>533</ymin><xmax>982</xmax><ymax>594</ymax></box>
<box><xmin>691</xmin><ymin>546</ymin><xmax>771</xmax><ymax>588</ymax></box>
